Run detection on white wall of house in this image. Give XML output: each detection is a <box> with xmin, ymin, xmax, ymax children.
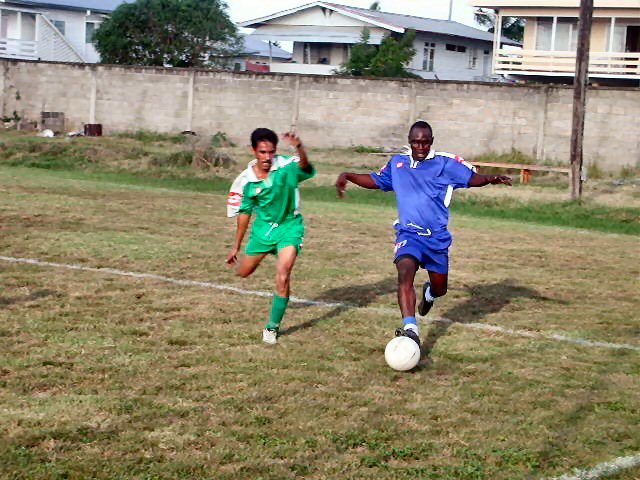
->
<box><xmin>410</xmin><ymin>33</ymin><xmax>494</xmax><ymax>81</ymax></box>
<box><xmin>37</xmin><ymin>8</ymin><xmax>104</xmax><ymax>62</ymax></box>
<box><xmin>0</xmin><ymin>6</ymin><xmax>104</xmax><ymax>62</ymax></box>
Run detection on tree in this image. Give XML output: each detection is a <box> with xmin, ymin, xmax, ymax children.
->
<box><xmin>94</xmin><ymin>0</ymin><xmax>242</xmax><ymax>68</ymax></box>
<box><xmin>369</xmin><ymin>1</ymin><xmax>381</xmax><ymax>11</ymax></box>
<box><xmin>336</xmin><ymin>28</ymin><xmax>418</xmax><ymax>78</ymax></box>
<box><xmin>475</xmin><ymin>8</ymin><xmax>524</xmax><ymax>43</ymax></box>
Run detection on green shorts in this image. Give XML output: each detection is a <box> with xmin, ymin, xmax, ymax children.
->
<box><xmin>245</xmin><ymin>217</ymin><xmax>305</xmax><ymax>256</ymax></box>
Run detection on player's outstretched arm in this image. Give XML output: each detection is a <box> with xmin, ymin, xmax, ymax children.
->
<box><xmin>226</xmin><ymin>213</ymin><xmax>251</xmax><ymax>265</ymax></box>
<box><xmin>282</xmin><ymin>131</ymin><xmax>311</xmax><ymax>172</ymax></box>
<box><xmin>468</xmin><ymin>173</ymin><xmax>512</xmax><ymax>188</ymax></box>
<box><xmin>336</xmin><ymin>172</ymin><xmax>380</xmax><ymax>198</ymax></box>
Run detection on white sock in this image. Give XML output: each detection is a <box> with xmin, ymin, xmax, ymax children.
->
<box><xmin>424</xmin><ymin>286</ymin><xmax>435</xmax><ymax>303</ymax></box>
<box><xmin>404</xmin><ymin>323</ymin><xmax>419</xmax><ymax>335</ymax></box>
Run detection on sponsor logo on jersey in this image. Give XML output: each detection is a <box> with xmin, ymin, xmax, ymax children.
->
<box><xmin>227</xmin><ymin>192</ymin><xmax>242</xmax><ymax>207</ymax></box>
<box><xmin>396</xmin><ymin>162</ymin><xmax>404</xmax><ymax>168</ymax></box>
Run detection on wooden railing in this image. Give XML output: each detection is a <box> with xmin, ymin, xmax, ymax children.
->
<box><xmin>495</xmin><ymin>49</ymin><xmax>640</xmax><ymax>77</ymax></box>
<box><xmin>0</xmin><ymin>38</ymin><xmax>37</xmax><ymax>60</ymax></box>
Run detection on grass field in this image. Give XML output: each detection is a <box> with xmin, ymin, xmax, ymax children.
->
<box><xmin>0</xmin><ymin>131</ymin><xmax>639</xmax><ymax>479</ymax></box>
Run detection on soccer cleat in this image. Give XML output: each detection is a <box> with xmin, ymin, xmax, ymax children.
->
<box><xmin>417</xmin><ymin>281</ymin><xmax>434</xmax><ymax>316</ymax></box>
<box><xmin>262</xmin><ymin>328</ymin><xmax>278</xmax><ymax>345</ymax></box>
<box><xmin>395</xmin><ymin>327</ymin><xmax>421</xmax><ymax>348</ymax></box>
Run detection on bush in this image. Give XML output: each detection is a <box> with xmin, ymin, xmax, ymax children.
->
<box><xmin>211</xmin><ymin>131</ymin><xmax>235</xmax><ymax>148</ymax></box>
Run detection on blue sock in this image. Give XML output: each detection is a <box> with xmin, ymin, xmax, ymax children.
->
<box><xmin>403</xmin><ymin>316</ymin><xmax>418</xmax><ymax>333</ymax></box>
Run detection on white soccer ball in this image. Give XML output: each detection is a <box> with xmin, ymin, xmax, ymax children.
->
<box><xmin>384</xmin><ymin>336</ymin><xmax>421</xmax><ymax>371</ymax></box>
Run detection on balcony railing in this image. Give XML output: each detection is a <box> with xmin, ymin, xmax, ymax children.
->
<box><xmin>0</xmin><ymin>38</ymin><xmax>37</xmax><ymax>60</ymax></box>
<box><xmin>495</xmin><ymin>49</ymin><xmax>640</xmax><ymax>78</ymax></box>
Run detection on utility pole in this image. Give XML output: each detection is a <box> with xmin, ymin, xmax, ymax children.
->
<box><xmin>569</xmin><ymin>0</ymin><xmax>593</xmax><ymax>200</ymax></box>
<box><xmin>448</xmin><ymin>0</ymin><xmax>453</xmax><ymax>21</ymax></box>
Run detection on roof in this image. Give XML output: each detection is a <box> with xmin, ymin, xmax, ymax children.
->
<box><xmin>240</xmin><ymin>1</ymin><xmax>520</xmax><ymax>46</ymax></box>
<box><xmin>242</xmin><ymin>35</ymin><xmax>292</xmax><ymax>60</ymax></box>
<box><xmin>1</xmin><ymin>0</ymin><xmax>127</xmax><ymax>14</ymax></box>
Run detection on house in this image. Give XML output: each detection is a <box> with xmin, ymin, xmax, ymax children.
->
<box><xmin>239</xmin><ymin>1</ymin><xmax>520</xmax><ymax>81</ymax></box>
<box><xmin>470</xmin><ymin>0</ymin><xmax>640</xmax><ymax>85</ymax></box>
<box><xmin>0</xmin><ymin>0</ymin><xmax>119</xmax><ymax>63</ymax></box>
<box><xmin>236</xmin><ymin>35</ymin><xmax>292</xmax><ymax>73</ymax></box>
<box><xmin>0</xmin><ymin>0</ymin><xmax>292</xmax><ymax>68</ymax></box>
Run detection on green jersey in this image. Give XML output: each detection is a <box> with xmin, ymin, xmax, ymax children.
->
<box><xmin>235</xmin><ymin>155</ymin><xmax>315</xmax><ymax>225</ymax></box>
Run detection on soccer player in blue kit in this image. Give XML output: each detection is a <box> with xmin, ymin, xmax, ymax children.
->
<box><xmin>335</xmin><ymin>120</ymin><xmax>512</xmax><ymax>348</ymax></box>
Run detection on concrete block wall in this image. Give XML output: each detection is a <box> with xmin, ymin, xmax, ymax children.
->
<box><xmin>1</xmin><ymin>59</ymin><xmax>638</xmax><ymax>172</ymax></box>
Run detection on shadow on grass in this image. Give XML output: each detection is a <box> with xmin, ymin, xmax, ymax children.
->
<box><xmin>280</xmin><ymin>277</ymin><xmax>397</xmax><ymax>337</ymax></box>
<box><xmin>0</xmin><ymin>289</ymin><xmax>57</xmax><ymax>309</ymax></box>
<box><xmin>421</xmin><ymin>279</ymin><xmax>556</xmax><ymax>356</ymax></box>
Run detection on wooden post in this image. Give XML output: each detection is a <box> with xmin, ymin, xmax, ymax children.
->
<box><xmin>569</xmin><ymin>0</ymin><xmax>593</xmax><ymax>200</ymax></box>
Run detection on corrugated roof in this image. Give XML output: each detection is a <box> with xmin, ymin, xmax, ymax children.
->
<box><xmin>243</xmin><ymin>35</ymin><xmax>292</xmax><ymax>59</ymax></box>
<box><xmin>241</xmin><ymin>1</ymin><xmax>520</xmax><ymax>46</ymax></box>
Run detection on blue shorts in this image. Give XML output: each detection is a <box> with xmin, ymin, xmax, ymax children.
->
<box><xmin>393</xmin><ymin>230</ymin><xmax>449</xmax><ymax>274</ymax></box>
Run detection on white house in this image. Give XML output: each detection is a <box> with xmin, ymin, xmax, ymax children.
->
<box><xmin>470</xmin><ymin>0</ymin><xmax>640</xmax><ymax>85</ymax></box>
<box><xmin>0</xmin><ymin>0</ymin><xmax>293</xmax><ymax>68</ymax></box>
<box><xmin>239</xmin><ymin>1</ymin><xmax>520</xmax><ymax>81</ymax></box>
<box><xmin>0</xmin><ymin>0</ymin><xmax>119</xmax><ymax>63</ymax></box>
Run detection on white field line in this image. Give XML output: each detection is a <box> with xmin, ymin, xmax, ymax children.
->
<box><xmin>2</xmin><ymin>255</ymin><xmax>639</xmax><ymax>353</ymax></box>
<box><xmin>549</xmin><ymin>453</ymin><xmax>640</xmax><ymax>480</ymax></box>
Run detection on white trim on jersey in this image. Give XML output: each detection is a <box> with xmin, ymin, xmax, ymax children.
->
<box><xmin>436</xmin><ymin>151</ymin><xmax>477</xmax><ymax>173</ymax></box>
<box><xmin>226</xmin><ymin>155</ymin><xmax>299</xmax><ymax>217</ymax></box>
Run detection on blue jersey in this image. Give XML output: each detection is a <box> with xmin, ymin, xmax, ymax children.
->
<box><xmin>370</xmin><ymin>150</ymin><xmax>475</xmax><ymax>249</ymax></box>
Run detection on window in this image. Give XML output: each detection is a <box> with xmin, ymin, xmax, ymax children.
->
<box><xmin>423</xmin><ymin>42</ymin><xmax>435</xmax><ymax>71</ymax></box>
<box><xmin>607</xmin><ymin>23</ymin><xmax>626</xmax><ymax>52</ymax></box>
<box><xmin>555</xmin><ymin>18</ymin><xmax>578</xmax><ymax>51</ymax></box>
<box><xmin>445</xmin><ymin>43</ymin><xmax>466</xmax><ymax>53</ymax></box>
<box><xmin>52</xmin><ymin>20</ymin><xmax>65</xmax><ymax>36</ymax></box>
<box><xmin>468</xmin><ymin>48</ymin><xmax>478</xmax><ymax>69</ymax></box>
<box><xmin>536</xmin><ymin>17</ymin><xmax>578</xmax><ymax>51</ymax></box>
<box><xmin>85</xmin><ymin>22</ymin><xmax>97</xmax><ymax>43</ymax></box>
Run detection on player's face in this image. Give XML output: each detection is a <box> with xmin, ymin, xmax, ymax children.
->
<box><xmin>253</xmin><ymin>140</ymin><xmax>276</xmax><ymax>173</ymax></box>
<box><xmin>408</xmin><ymin>128</ymin><xmax>433</xmax><ymax>161</ymax></box>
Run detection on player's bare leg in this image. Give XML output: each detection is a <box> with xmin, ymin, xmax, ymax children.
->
<box><xmin>418</xmin><ymin>271</ymin><xmax>448</xmax><ymax>316</ymax></box>
<box><xmin>396</xmin><ymin>255</ymin><xmax>419</xmax><ymax>318</ymax></box>
<box><xmin>274</xmin><ymin>245</ymin><xmax>298</xmax><ymax>297</ymax></box>
<box><xmin>394</xmin><ymin>255</ymin><xmax>421</xmax><ymax>347</ymax></box>
<box><xmin>236</xmin><ymin>253</ymin><xmax>268</xmax><ymax>278</ymax></box>
<box><xmin>263</xmin><ymin>245</ymin><xmax>298</xmax><ymax>344</ymax></box>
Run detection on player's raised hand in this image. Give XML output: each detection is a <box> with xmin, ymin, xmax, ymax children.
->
<box><xmin>282</xmin><ymin>130</ymin><xmax>302</xmax><ymax>148</ymax></box>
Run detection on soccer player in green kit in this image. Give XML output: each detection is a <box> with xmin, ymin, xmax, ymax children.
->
<box><xmin>226</xmin><ymin>128</ymin><xmax>315</xmax><ymax>344</ymax></box>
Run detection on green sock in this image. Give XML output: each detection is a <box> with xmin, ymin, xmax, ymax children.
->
<box><xmin>265</xmin><ymin>294</ymin><xmax>289</xmax><ymax>331</ymax></box>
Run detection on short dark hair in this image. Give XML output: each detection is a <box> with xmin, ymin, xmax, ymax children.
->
<box><xmin>409</xmin><ymin>120</ymin><xmax>433</xmax><ymax>137</ymax></box>
<box><xmin>251</xmin><ymin>128</ymin><xmax>278</xmax><ymax>148</ymax></box>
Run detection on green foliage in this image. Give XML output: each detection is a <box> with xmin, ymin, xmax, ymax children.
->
<box><xmin>94</xmin><ymin>0</ymin><xmax>242</xmax><ymax>68</ymax></box>
<box><xmin>211</xmin><ymin>131</ymin><xmax>235</xmax><ymax>147</ymax></box>
<box><xmin>352</xmin><ymin>145</ymin><xmax>383</xmax><ymax>153</ymax></box>
<box><xmin>474</xmin><ymin>9</ymin><xmax>524</xmax><ymax>43</ymax></box>
<box><xmin>336</xmin><ymin>28</ymin><xmax>418</xmax><ymax>78</ymax></box>
<box><xmin>335</xmin><ymin>28</ymin><xmax>377</xmax><ymax>76</ymax></box>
